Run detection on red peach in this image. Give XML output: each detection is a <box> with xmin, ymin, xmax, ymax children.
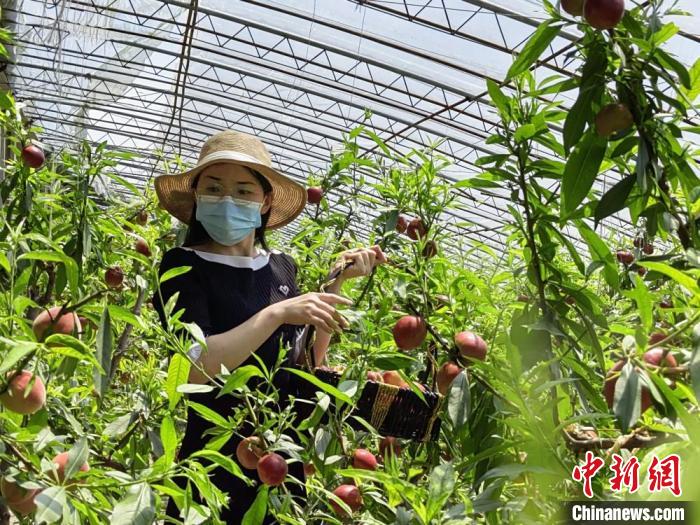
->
<box><xmin>0</xmin><ymin>371</ymin><xmax>46</xmax><ymax>415</ymax></box>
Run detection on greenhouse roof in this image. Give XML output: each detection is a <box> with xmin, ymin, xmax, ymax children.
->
<box><xmin>2</xmin><ymin>0</ymin><xmax>699</xmax><ymax>254</ymax></box>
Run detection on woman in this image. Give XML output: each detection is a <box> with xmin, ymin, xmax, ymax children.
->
<box><xmin>151</xmin><ymin>130</ymin><xmax>386</xmax><ymax>524</ymax></box>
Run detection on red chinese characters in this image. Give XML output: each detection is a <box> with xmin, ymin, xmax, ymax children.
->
<box><xmin>572</xmin><ymin>452</ymin><xmax>682</xmax><ymax>498</ymax></box>
<box><xmin>609</xmin><ymin>454</ymin><xmax>640</xmax><ymax>493</ymax></box>
<box><xmin>648</xmin><ymin>454</ymin><xmax>681</xmax><ymax>497</ymax></box>
<box><xmin>573</xmin><ymin>451</ymin><xmax>605</xmax><ymax>498</ymax></box>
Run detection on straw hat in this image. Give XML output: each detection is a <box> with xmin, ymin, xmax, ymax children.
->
<box><xmin>154</xmin><ymin>130</ymin><xmax>307</xmax><ymax>229</ymax></box>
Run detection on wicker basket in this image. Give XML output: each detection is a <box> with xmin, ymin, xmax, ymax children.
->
<box><xmin>290</xmin><ymin>262</ymin><xmax>443</xmax><ymax>442</ymax></box>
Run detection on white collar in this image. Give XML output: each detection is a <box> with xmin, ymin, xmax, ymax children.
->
<box><xmin>179</xmin><ymin>246</ymin><xmax>276</xmax><ymax>271</ymax></box>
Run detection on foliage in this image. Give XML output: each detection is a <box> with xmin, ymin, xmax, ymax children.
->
<box><xmin>0</xmin><ymin>1</ymin><xmax>699</xmax><ymax>523</ymax></box>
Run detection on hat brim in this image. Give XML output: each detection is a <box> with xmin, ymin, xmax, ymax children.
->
<box><xmin>154</xmin><ymin>151</ymin><xmax>307</xmax><ymax>230</ymax></box>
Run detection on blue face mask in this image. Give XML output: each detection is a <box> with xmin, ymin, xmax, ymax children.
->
<box><xmin>195</xmin><ymin>195</ymin><xmax>263</xmax><ymax>246</ymax></box>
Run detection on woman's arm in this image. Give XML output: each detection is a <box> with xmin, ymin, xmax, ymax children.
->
<box><xmin>188</xmin><ymin>305</ymin><xmax>285</xmax><ymax>384</ymax></box>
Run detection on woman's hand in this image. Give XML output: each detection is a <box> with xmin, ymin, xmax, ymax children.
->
<box><xmin>331</xmin><ymin>245</ymin><xmax>388</xmax><ymax>281</ymax></box>
<box><xmin>269</xmin><ymin>292</ymin><xmax>353</xmax><ymax>334</ymax></box>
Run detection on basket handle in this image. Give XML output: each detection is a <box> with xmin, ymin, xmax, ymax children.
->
<box><xmin>299</xmin><ymin>260</ymin><xmax>355</xmax><ymax>370</ymax></box>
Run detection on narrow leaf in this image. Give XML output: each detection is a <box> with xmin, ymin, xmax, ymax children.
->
<box><xmin>561</xmin><ymin>132</ymin><xmax>607</xmax><ymax>217</ymax></box>
<box><xmin>93</xmin><ymin>306</ymin><xmax>113</xmax><ymax>397</ymax></box>
<box><xmin>594</xmin><ymin>174</ymin><xmax>636</xmax><ymax>227</ymax></box>
<box><xmin>506</xmin><ymin>21</ymin><xmax>562</xmax><ymax>81</ymax></box>
<box><xmin>242</xmin><ymin>485</ymin><xmax>269</xmax><ymax>525</ymax></box>
<box><xmin>283</xmin><ymin>367</ymin><xmax>353</xmax><ymax>405</ymax></box>
<box><xmin>447</xmin><ymin>372</ymin><xmax>469</xmax><ymax>427</ymax></box>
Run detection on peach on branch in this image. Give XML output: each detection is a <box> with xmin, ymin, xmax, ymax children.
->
<box><xmin>584</xmin><ymin>0</ymin><xmax>625</xmax><ymax>30</ymax></box>
<box><xmin>306</xmin><ymin>187</ymin><xmax>323</xmax><ymax>205</ymax></box>
<box><xmin>32</xmin><ymin>306</ymin><xmax>81</xmax><ymax>342</ymax></box>
<box><xmin>422</xmin><ymin>240</ymin><xmax>439</xmax><ymax>259</ymax></box>
<box><xmin>436</xmin><ymin>361</ymin><xmax>463</xmax><ymax>396</ymax></box>
<box><xmin>256</xmin><ymin>452</ymin><xmax>288</xmax><ymax>486</ymax></box>
<box><xmin>615</xmin><ymin>250</ymin><xmax>634</xmax><ymax>265</ymax></box>
<box><xmin>603</xmin><ymin>349</ymin><xmax>677</xmax><ymax>413</ymax></box>
<box><xmin>135</xmin><ymin>237</ymin><xmax>151</xmax><ymax>257</ymax></box>
<box><xmin>21</xmin><ymin>144</ymin><xmax>45</xmax><ymax>169</ymax></box>
<box><xmin>406</xmin><ymin>218</ymin><xmax>427</xmax><ymax>240</ymax></box>
<box><xmin>392</xmin><ymin>315</ymin><xmax>427</xmax><ymax>350</ymax></box>
<box><xmin>455</xmin><ymin>331</ymin><xmax>488</xmax><ymax>362</ymax></box>
<box><xmin>303</xmin><ymin>462</ymin><xmax>315</xmax><ymax>477</ymax></box>
<box><xmin>236</xmin><ymin>436</ymin><xmax>263</xmax><ymax>470</ymax></box>
<box><xmin>395</xmin><ymin>215</ymin><xmax>408</xmax><ymax>234</ymax></box>
<box><xmin>366</xmin><ymin>370</ymin><xmax>383</xmax><ymax>382</ymax></box>
<box><xmin>352</xmin><ymin>448</ymin><xmax>378</xmax><ymax>471</ymax></box>
<box><xmin>135</xmin><ymin>210</ymin><xmax>149</xmax><ymax>225</ymax></box>
<box><xmin>595</xmin><ymin>103</ymin><xmax>634</xmax><ymax>137</ymax></box>
<box><xmin>331</xmin><ymin>484</ymin><xmax>363</xmax><ymax>517</ymax></box>
<box><xmin>105</xmin><ymin>266</ymin><xmax>124</xmax><ymax>289</ymax></box>
<box><xmin>0</xmin><ymin>478</ymin><xmax>38</xmax><ymax>516</ymax></box>
<box><xmin>561</xmin><ymin>0</ymin><xmax>583</xmax><ymax>16</ymax></box>
<box><xmin>0</xmin><ymin>370</ymin><xmax>46</xmax><ymax>415</ymax></box>
<box><xmin>50</xmin><ymin>452</ymin><xmax>90</xmax><ymax>484</ymax></box>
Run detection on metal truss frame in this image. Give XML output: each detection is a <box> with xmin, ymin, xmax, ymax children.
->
<box><xmin>2</xmin><ymin>0</ymin><xmax>697</xmax><ymax>260</ymax></box>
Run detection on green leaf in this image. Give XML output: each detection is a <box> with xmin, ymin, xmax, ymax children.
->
<box><xmin>486</xmin><ymin>79</ymin><xmax>510</xmax><ymax>119</ymax></box>
<box><xmin>109</xmin><ymin>482</ymin><xmax>156</xmax><ymax>525</ymax></box>
<box><xmin>622</xmin><ymin>275</ymin><xmax>653</xmax><ymax>334</ymax></box>
<box><xmin>614</xmin><ymin>362</ymin><xmax>641</xmax><ymax>432</ymax></box>
<box><xmin>0</xmin><ymin>340</ymin><xmax>38</xmax><ymax>374</ymax></box>
<box><xmin>637</xmin><ymin>262</ymin><xmax>700</xmax><ymax>296</ymax></box>
<box><xmin>187</xmin><ymin>401</ymin><xmax>230</xmax><ymax>428</ymax></box>
<box><xmin>284</xmin><ymin>367</ymin><xmax>353</xmax><ymax>405</ymax></box>
<box><xmin>160</xmin><ymin>415</ymin><xmax>177</xmax><ymax>467</ymax></box>
<box><xmin>655</xmin><ymin>48</ymin><xmax>691</xmax><ymax>89</ymax></box>
<box><xmin>576</xmin><ymin>221</ymin><xmax>619</xmax><ymax>290</ymax></box>
<box><xmin>506</xmin><ymin>20</ymin><xmax>562</xmax><ymax>81</ymax></box>
<box><xmin>636</xmin><ymin>136</ymin><xmax>649</xmax><ymax>190</ymax></box>
<box><xmin>17</xmin><ymin>251</ymin><xmax>78</xmax><ymax>297</ymax></box>
<box><xmin>297</xmin><ymin>394</ymin><xmax>330</xmax><ymax>431</ymax></box>
<box><xmin>648</xmin><ymin>371</ymin><xmax>700</xmax><ymax>443</ymax></box>
<box><xmin>242</xmin><ymin>485</ymin><xmax>269</xmax><ymax>525</ymax></box>
<box><xmin>166</xmin><ymin>353</ymin><xmax>190</xmax><ymax>411</ymax></box>
<box><xmin>372</xmin><ymin>353</ymin><xmax>417</xmax><ymax>370</ymax></box>
<box><xmin>189</xmin><ymin>449</ymin><xmax>250</xmax><ymax>483</ymax></box>
<box><xmin>35</xmin><ymin>486</ymin><xmax>66</xmax><ymax>524</ymax></box>
<box><xmin>93</xmin><ymin>306</ymin><xmax>113</xmax><ymax>397</ymax></box>
<box><xmin>0</xmin><ymin>90</ymin><xmax>14</xmax><ymax>111</ymax></box>
<box><xmin>218</xmin><ymin>365</ymin><xmax>264</xmax><ymax>396</ymax></box>
<box><xmin>0</xmin><ymin>252</ymin><xmax>10</xmax><ymax>274</ymax></box>
<box><xmin>177</xmin><ymin>383</ymin><xmax>214</xmax><ymax>394</ymax></box>
<box><xmin>514</xmin><ymin>123</ymin><xmax>537</xmax><ymax>143</ymax></box>
<box><xmin>363</xmin><ymin>129</ymin><xmax>392</xmax><ymax>158</ymax></box>
<box><xmin>107</xmin><ymin>305</ymin><xmax>144</xmax><ymax>329</ymax></box>
<box><xmin>610</xmin><ymin>136</ymin><xmax>638</xmax><ymax>158</ymax></box>
<box><xmin>594</xmin><ymin>174</ymin><xmax>636</xmax><ymax>227</ymax></box>
<box><xmin>447</xmin><ymin>372</ymin><xmax>469</xmax><ymax>427</ymax></box>
<box><xmin>651</xmin><ymin>22</ymin><xmax>678</xmax><ymax>46</ymax></box>
<box><xmin>159</xmin><ymin>265</ymin><xmax>193</xmax><ymax>284</ymax></box>
<box><xmin>549</xmin><ymin>228</ymin><xmax>585</xmax><ymax>274</ymax></box>
<box><xmin>563</xmin><ymin>81</ymin><xmax>600</xmax><ymax>155</ymax></box>
<box><xmin>43</xmin><ymin>335</ymin><xmax>99</xmax><ymax>367</ymax></box>
<box><xmin>426</xmin><ymin>463</ymin><xmax>456</xmax><ymax>522</ymax></box>
<box><xmin>681</xmin><ymin>58</ymin><xmax>700</xmax><ymax>103</ymax></box>
<box><xmin>103</xmin><ymin>413</ymin><xmax>132</xmax><ymax>439</ymax></box>
<box><xmin>63</xmin><ymin>437</ymin><xmax>90</xmax><ymax>481</ymax></box>
<box><xmin>561</xmin><ymin>132</ymin><xmax>607</xmax><ymax>218</ymax></box>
